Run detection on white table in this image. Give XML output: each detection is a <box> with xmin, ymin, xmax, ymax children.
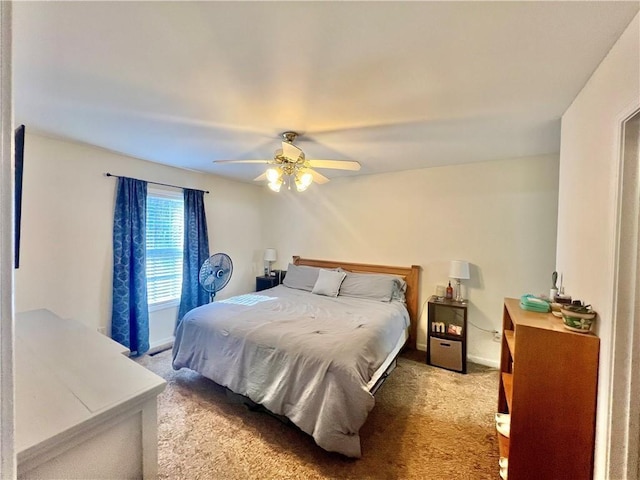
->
<box><xmin>15</xmin><ymin>309</ymin><xmax>166</xmax><ymax>479</ymax></box>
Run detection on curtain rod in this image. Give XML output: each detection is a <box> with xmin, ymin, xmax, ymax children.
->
<box><xmin>104</xmin><ymin>173</ymin><xmax>210</xmax><ymax>194</ymax></box>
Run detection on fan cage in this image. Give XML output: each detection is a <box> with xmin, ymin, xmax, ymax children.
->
<box><xmin>199</xmin><ymin>253</ymin><xmax>233</xmax><ymax>301</ymax></box>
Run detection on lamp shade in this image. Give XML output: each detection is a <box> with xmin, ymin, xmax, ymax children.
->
<box><xmin>449</xmin><ymin>260</ymin><xmax>470</xmax><ymax>280</ymax></box>
<box><xmin>264</xmin><ymin>248</ymin><xmax>277</xmax><ymax>262</ymax></box>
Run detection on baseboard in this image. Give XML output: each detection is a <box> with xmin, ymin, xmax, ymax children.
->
<box><xmin>147</xmin><ymin>336</ymin><xmax>174</xmax><ymax>355</ymax></box>
<box><xmin>467</xmin><ymin>354</ymin><xmax>499</xmax><ymax>369</ymax></box>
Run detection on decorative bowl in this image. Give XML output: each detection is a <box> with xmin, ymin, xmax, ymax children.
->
<box><xmin>561</xmin><ymin>306</ymin><xmax>596</xmax><ymax>333</ymax></box>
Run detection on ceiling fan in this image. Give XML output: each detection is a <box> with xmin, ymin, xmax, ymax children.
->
<box><xmin>213</xmin><ymin>131</ymin><xmax>361</xmax><ymax>192</ymax></box>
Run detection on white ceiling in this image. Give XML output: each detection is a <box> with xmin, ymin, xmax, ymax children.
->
<box><xmin>13</xmin><ymin>1</ymin><xmax>640</xmax><ymax>183</ymax></box>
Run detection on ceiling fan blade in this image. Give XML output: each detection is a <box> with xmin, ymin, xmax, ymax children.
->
<box><xmin>213</xmin><ymin>159</ymin><xmax>271</xmax><ymax>165</ymax></box>
<box><xmin>282</xmin><ymin>141</ymin><xmax>303</xmax><ymax>161</ymax></box>
<box><xmin>253</xmin><ymin>172</ymin><xmax>268</xmax><ymax>182</ymax></box>
<box><xmin>304</xmin><ymin>168</ymin><xmax>330</xmax><ymax>184</ymax></box>
<box><xmin>308</xmin><ymin>159</ymin><xmax>361</xmax><ymax>171</ymax></box>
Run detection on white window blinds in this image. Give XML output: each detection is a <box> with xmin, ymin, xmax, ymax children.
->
<box><xmin>146</xmin><ymin>188</ymin><xmax>184</xmax><ymax>306</ymax></box>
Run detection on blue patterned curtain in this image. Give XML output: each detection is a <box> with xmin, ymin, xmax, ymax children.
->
<box><xmin>178</xmin><ymin>189</ymin><xmax>210</xmax><ymax>322</ymax></box>
<box><xmin>111</xmin><ymin>177</ymin><xmax>149</xmax><ymax>356</ymax></box>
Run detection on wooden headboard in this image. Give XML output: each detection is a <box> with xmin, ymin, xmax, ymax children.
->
<box><xmin>293</xmin><ymin>256</ymin><xmax>422</xmax><ymax>349</ymax></box>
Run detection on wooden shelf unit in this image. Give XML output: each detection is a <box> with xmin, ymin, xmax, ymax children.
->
<box><xmin>501</xmin><ymin>372</ymin><xmax>513</xmax><ymax>412</ymax></box>
<box><xmin>504</xmin><ymin>330</ymin><xmax>516</xmax><ymax>358</ymax></box>
<box><xmin>497</xmin><ymin>298</ymin><xmax>600</xmax><ymax>480</ymax></box>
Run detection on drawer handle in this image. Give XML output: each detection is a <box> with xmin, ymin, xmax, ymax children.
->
<box><xmin>439</xmin><ymin>342</ymin><xmax>451</xmax><ymax>347</ymax></box>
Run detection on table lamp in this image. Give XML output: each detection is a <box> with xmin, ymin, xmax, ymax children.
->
<box><xmin>449</xmin><ymin>260</ymin><xmax>470</xmax><ymax>302</ymax></box>
<box><xmin>264</xmin><ymin>248</ymin><xmax>277</xmax><ymax>276</ymax></box>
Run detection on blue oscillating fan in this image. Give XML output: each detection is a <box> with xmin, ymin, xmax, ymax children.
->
<box><xmin>198</xmin><ymin>253</ymin><xmax>233</xmax><ymax>302</ymax></box>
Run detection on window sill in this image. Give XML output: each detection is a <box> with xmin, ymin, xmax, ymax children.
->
<box><xmin>148</xmin><ymin>299</ymin><xmax>180</xmax><ymax>313</ymax></box>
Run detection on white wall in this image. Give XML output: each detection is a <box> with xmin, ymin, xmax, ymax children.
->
<box><xmin>557</xmin><ymin>13</ymin><xmax>640</xmax><ymax>479</ymax></box>
<box><xmin>261</xmin><ymin>154</ymin><xmax>559</xmax><ymax>365</ymax></box>
<box><xmin>14</xmin><ymin>133</ymin><xmax>264</xmax><ymax>348</ymax></box>
<box><xmin>0</xmin><ymin>2</ymin><xmax>15</xmax><ymax>476</ymax></box>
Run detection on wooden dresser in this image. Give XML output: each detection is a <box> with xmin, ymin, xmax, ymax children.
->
<box><xmin>15</xmin><ymin>309</ymin><xmax>166</xmax><ymax>479</ymax></box>
<box><xmin>497</xmin><ymin>298</ymin><xmax>599</xmax><ymax>479</ymax></box>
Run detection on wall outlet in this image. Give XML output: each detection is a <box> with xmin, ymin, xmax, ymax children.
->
<box><xmin>97</xmin><ymin>326</ymin><xmax>107</xmax><ymax>335</ymax></box>
<box><xmin>493</xmin><ymin>330</ymin><xmax>502</xmax><ymax>342</ymax></box>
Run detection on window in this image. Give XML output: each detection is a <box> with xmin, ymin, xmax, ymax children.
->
<box><xmin>146</xmin><ymin>188</ymin><xmax>184</xmax><ymax>309</ymax></box>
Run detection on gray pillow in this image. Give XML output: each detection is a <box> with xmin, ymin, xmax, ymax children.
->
<box><xmin>282</xmin><ymin>263</ymin><xmax>322</xmax><ymax>291</ymax></box>
<box><xmin>338</xmin><ymin>270</ymin><xmax>406</xmax><ymax>302</ymax></box>
<box><xmin>312</xmin><ymin>269</ymin><xmax>347</xmax><ymax>297</ymax></box>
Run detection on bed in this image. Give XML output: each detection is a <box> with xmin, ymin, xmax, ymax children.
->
<box><xmin>172</xmin><ymin>256</ymin><xmax>421</xmax><ymax>457</ymax></box>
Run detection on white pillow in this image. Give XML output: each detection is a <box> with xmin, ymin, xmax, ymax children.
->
<box><xmin>311</xmin><ymin>269</ymin><xmax>347</xmax><ymax>297</ymax></box>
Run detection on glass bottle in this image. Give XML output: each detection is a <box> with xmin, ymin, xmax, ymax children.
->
<box><xmin>445</xmin><ymin>281</ymin><xmax>453</xmax><ymax>300</ymax></box>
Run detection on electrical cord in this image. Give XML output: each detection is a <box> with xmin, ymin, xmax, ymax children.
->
<box><xmin>469</xmin><ymin>319</ymin><xmax>498</xmax><ymax>334</ymax></box>
<box><xmin>418</xmin><ymin>298</ymin><xmax>429</xmax><ymax>320</ymax></box>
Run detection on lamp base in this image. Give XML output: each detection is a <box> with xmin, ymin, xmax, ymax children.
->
<box><xmin>455</xmin><ymin>279</ymin><xmax>464</xmax><ymax>303</ymax></box>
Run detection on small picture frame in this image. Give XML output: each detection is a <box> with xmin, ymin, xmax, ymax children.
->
<box><xmin>447</xmin><ymin>324</ymin><xmax>462</xmax><ymax>336</ymax></box>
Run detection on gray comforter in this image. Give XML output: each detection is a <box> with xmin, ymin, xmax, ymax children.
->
<box><xmin>172</xmin><ymin>285</ymin><xmax>409</xmax><ymax>457</ymax></box>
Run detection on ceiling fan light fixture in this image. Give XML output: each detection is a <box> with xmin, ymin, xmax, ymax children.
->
<box><xmin>294</xmin><ymin>172</ymin><xmax>314</xmax><ymax>192</ymax></box>
<box><xmin>268</xmin><ymin>179</ymin><xmax>282</xmax><ymax>192</ymax></box>
<box><xmin>266</xmin><ymin>168</ymin><xmax>281</xmax><ymax>183</ymax></box>
<box><xmin>295</xmin><ymin>180</ymin><xmax>308</xmax><ymax>192</ymax></box>
<box><xmin>300</xmin><ymin>172</ymin><xmax>313</xmax><ymax>187</ymax></box>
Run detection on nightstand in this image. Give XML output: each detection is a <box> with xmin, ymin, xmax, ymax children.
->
<box><xmin>256</xmin><ymin>275</ymin><xmax>279</xmax><ymax>292</ymax></box>
<box><xmin>426</xmin><ymin>295</ymin><xmax>468</xmax><ymax>373</ymax></box>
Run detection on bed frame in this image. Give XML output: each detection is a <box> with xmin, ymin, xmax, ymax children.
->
<box><xmin>293</xmin><ymin>256</ymin><xmax>422</xmax><ymax>349</ymax></box>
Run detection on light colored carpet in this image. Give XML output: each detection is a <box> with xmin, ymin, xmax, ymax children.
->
<box><xmin>137</xmin><ymin>349</ymin><xmax>499</xmax><ymax>479</ymax></box>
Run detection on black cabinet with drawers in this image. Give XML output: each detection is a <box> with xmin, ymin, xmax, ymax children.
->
<box><xmin>426</xmin><ymin>295</ymin><xmax>468</xmax><ymax>373</ymax></box>
<box><xmin>255</xmin><ymin>270</ymin><xmax>286</xmax><ymax>292</ymax></box>
<box><xmin>256</xmin><ymin>275</ymin><xmax>279</xmax><ymax>291</ymax></box>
